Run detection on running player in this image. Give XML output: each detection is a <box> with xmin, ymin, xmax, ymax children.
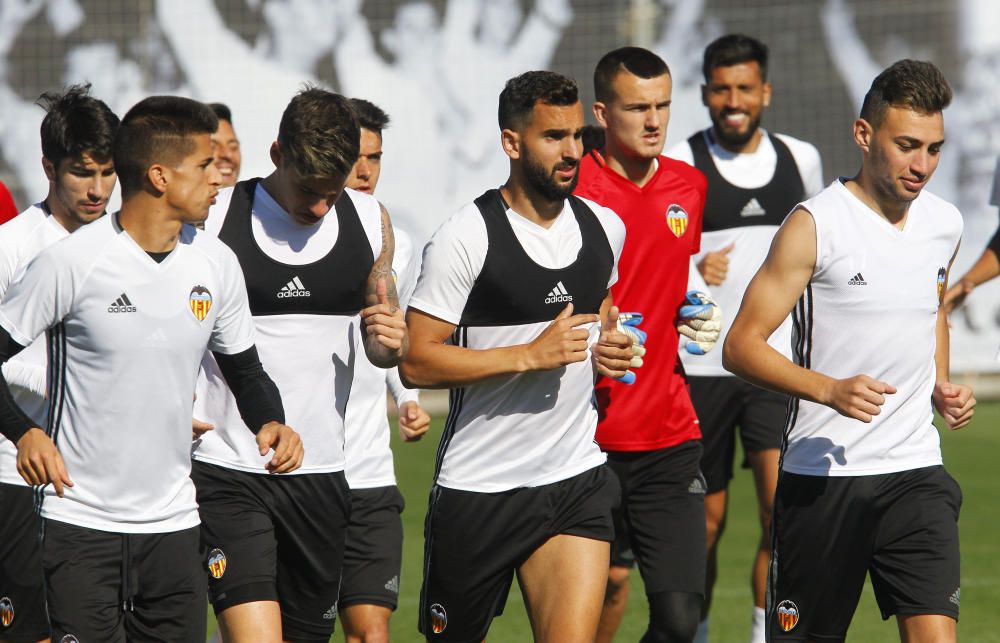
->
<box><xmin>665</xmin><ymin>34</ymin><xmax>823</xmax><ymax>643</ymax></box>
<box><xmin>575</xmin><ymin>47</ymin><xmax>714</xmax><ymax>643</ymax></box>
<box><xmin>192</xmin><ymin>87</ymin><xmax>408</xmax><ymax>643</ymax></box>
<box><xmin>0</xmin><ymin>95</ymin><xmax>300</xmax><ymax>642</ymax></box>
<box><xmin>402</xmin><ymin>70</ymin><xmax>633</xmax><ymax>643</ymax></box>
<box><xmin>209</xmin><ymin>103</ymin><xmax>242</xmax><ymax>188</ymax></box>
<box><xmin>725</xmin><ymin>59</ymin><xmax>974</xmax><ymax>643</ymax></box>
<box><xmin>338</xmin><ymin>96</ymin><xmax>430</xmax><ymax>643</ymax></box>
<box><xmin>0</xmin><ymin>84</ymin><xmax>117</xmax><ymax>643</ymax></box>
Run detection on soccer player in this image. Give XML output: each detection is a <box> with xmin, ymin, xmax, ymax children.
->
<box><xmin>0</xmin><ymin>84</ymin><xmax>117</xmax><ymax>643</ymax></box>
<box><xmin>209</xmin><ymin>103</ymin><xmax>242</xmax><ymax>188</ymax></box>
<box><xmin>338</xmin><ymin>96</ymin><xmax>430</xmax><ymax>643</ymax></box>
<box><xmin>724</xmin><ymin>60</ymin><xmax>974</xmax><ymax>643</ymax></box>
<box><xmin>665</xmin><ymin>34</ymin><xmax>823</xmax><ymax>643</ymax></box>
<box><xmin>191</xmin><ymin>87</ymin><xmax>408</xmax><ymax>643</ymax></box>
<box><xmin>0</xmin><ymin>95</ymin><xmax>300</xmax><ymax>642</ymax></box>
<box><xmin>576</xmin><ymin>47</ymin><xmax>713</xmax><ymax>643</ymax></box>
<box><xmin>401</xmin><ymin>70</ymin><xmax>633</xmax><ymax>643</ymax></box>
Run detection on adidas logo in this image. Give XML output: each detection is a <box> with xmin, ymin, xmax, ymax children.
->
<box><xmin>740</xmin><ymin>197</ymin><xmax>766</xmax><ymax>217</ymax></box>
<box><xmin>385</xmin><ymin>575</ymin><xmax>400</xmax><ymax>594</ymax></box>
<box><xmin>278</xmin><ymin>276</ymin><xmax>311</xmax><ymax>298</ymax></box>
<box><xmin>949</xmin><ymin>588</ymin><xmax>960</xmax><ymax>606</ymax></box>
<box><xmin>107</xmin><ymin>293</ymin><xmax>136</xmax><ymax>313</ymax></box>
<box><xmin>322</xmin><ymin>602</ymin><xmax>337</xmax><ymax>620</ymax></box>
<box><xmin>847</xmin><ymin>272</ymin><xmax>867</xmax><ymax>286</ymax></box>
<box><xmin>688</xmin><ymin>476</ymin><xmax>706</xmax><ymax>494</ymax></box>
<box><xmin>544</xmin><ymin>281</ymin><xmax>573</xmax><ymax>304</ymax></box>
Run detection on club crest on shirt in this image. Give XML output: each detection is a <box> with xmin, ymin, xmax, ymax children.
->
<box><xmin>0</xmin><ymin>596</ymin><xmax>13</xmax><ymax>626</ymax></box>
<box><xmin>665</xmin><ymin>204</ymin><xmax>689</xmax><ymax>238</ymax></box>
<box><xmin>429</xmin><ymin>603</ymin><xmax>447</xmax><ymax>634</ymax></box>
<box><xmin>207</xmin><ymin>548</ymin><xmax>227</xmax><ymax>579</ymax></box>
<box><xmin>190</xmin><ymin>285</ymin><xmax>213</xmax><ymax>322</ymax></box>
<box><xmin>777</xmin><ymin>599</ymin><xmax>800</xmax><ymax>632</ymax></box>
<box><xmin>937</xmin><ymin>267</ymin><xmax>947</xmax><ymax>301</ymax></box>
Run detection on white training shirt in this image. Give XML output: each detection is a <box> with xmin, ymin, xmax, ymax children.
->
<box><xmin>782</xmin><ymin>180</ymin><xmax>962</xmax><ymax>476</ymax></box>
<box><xmin>0</xmin><ymin>214</ymin><xmax>255</xmax><ymax>532</ymax></box>
<box><xmin>193</xmin><ymin>184</ymin><xmax>382</xmax><ymax>474</ymax></box>
<box><xmin>668</xmin><ymin>130</ymin><xmax>824</xmax><ymax>376</ymax></box>
<box><xmin>409</xmin><ymin>196</ymin><xmax>625</xmax><ymax>492</ymax></box>
<box><xmin>0</xmin><ymin>204</ymin><xmax>69</xmax><ymax>486</ymax></box>
<box><xmin>343</xmin><ymin>227</ymin><xmax>419</xmax><ymax>489</ymax></box>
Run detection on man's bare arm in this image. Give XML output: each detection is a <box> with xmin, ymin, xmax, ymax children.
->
<box><xmin>723</xmin><ymin>208</ymin><xmax>895</xmax><ymax>422</ymax></box>
<box><xmin>360</xmin><ymin>203</ymin><xmax>408</xmax><ymax>368</ymax></box>
<box><xmin>933</xmin><ymin>245</ymin><xmax>976</xmax><ymax>429</ymax></box>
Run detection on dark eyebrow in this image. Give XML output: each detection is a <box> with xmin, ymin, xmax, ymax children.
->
<box><xmin>543</xmin><ymin>128</ymin><xmax>572</xmax><ymax>137</ymax></box>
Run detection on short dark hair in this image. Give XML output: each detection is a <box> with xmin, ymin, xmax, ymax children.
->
<box><xmin>349</xmin><ymin>98</ymin><xmax>390</xmax><ymax>135</ymax></box>
<box><xmin>278</xmin><ymin>87</ymin><xmax>359</xmax><ymax>179</ymax></box>
<box><xmin>37</xmin><ymin>83</ymin><xmax>119</xmax><ymax>167</ymax></box>
<box><xmin>860</xmin><ymin>59</ymin><xmax>953</xmax><ymax>128</ymax></box>
<box><xmin>498</xmin><ymin>71</ymin><xmax>579</xmax><ymax>130</ymax></box>
<box><xmin>702</xmin><ymin>34</ymin><xmax>769</xmax><ymax>82</ymax></box>
<box><xmin>594</xmin><ymin>47</ymin><xmax>670</xmax><ymax>103</ymax></box>
<box><xmin>114</xmin><ymin>96</ymin><xmax>218</xmax><ymax>195</ymax></box>
<box><xmin>208</xmin><ymin>102</ymin><xmax>233</xmax><ymax>124</ymax></box>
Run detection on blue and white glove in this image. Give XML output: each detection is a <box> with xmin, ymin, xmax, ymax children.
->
<box><xmin>678</xmin><ymin>291</ymin><xmax>721</xmax><ymax>355</ymax></box>
<box><xmin>615</xmin><ymin>312</ymin><xmax>647</xmax><ymax>384</ymax></box>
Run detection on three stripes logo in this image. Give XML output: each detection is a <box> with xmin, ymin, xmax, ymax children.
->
<box><xmin>278</xmin><ymin>276</ymin><xmax>311</xmax><ymax>298</ymax></box>
<box><xmin>776</xmin><ymin>599</ymin><xmax>800</xmax><ymax>632</ymax></box>
<box><xmin>544</xmin><ymin>281</ymin><xmax>573</xmax><ymax>304</ymax></box>
<box><xmin>847</xmin><ymin>272</ymin><xmax>867</xmax><ymax>286</ymax></box>
<box><xmin>107</xmin><ymin>293</ymin><xmax>136</xmax><ymax>313</ymax></box>
<box><xmin>740</xmin><ymin>197</ymin><xmax>766</xmax><ymax>217</ymax></box>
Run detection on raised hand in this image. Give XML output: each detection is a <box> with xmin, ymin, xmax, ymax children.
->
<box><xmin>361</xmin><ymin>277</ymin><xmax>408</xmax><ymax>359</ymax></box>
<box><xmin>678</xmin><ymin>290</ymin><xmax>722</xmax><ymax>355</ymax></box>
<box><xmin>16</xmin><ymin>427</ymin><xmax>72</xmax><ymax>496</ymax></box>
<box><xmin>697</xmin><ymin>242</ymin><xmax>734</xmax><ymax>285</ymax></box>
<box><xmin>398</xmin><ymin>401</ymin><xmax>431</xmax><ymax>442</ymax></box>
<box><xmin>256</xmin><ymin>421</ymin><xmax>304</xmax><ymax>474</ymax></box>
<box><xmin>932</xmin><ymin>381</ymin><xmax>976</xmax><ymax>430</ymax></box>
<box><xmin>523</xmin><ymin>303</ymin><xmax>598</xmax><ymax>371</ymax></box>
<box><xmin>822</xmin><ymin>374</ymin><xmax>897</xmax><ymax>423</ymax></box>
<box><xmin>594</xmin><ymin>304</ymin><xmax>634</xmax><ymax>381</ymax></box>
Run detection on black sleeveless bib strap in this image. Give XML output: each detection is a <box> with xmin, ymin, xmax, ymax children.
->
<box><xmin>219</xmin><ymin>179</ymin><xmax>374</xmax><ymax>316</ymax></box>
<box><xmin>689</xmin><ymin>131</ymin><xmax>806</xmax><ymax>232</ymax></box>
<box><xmin>460</xmin><ymin>189</ymin><xmax>613</xmax><ymax>327</ymax></box>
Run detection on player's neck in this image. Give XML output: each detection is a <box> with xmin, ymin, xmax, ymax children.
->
<box><xmin>602</xmin><ymin>145</ymin><xmax>658</xmax><ymax>188</ymax></box>
<box><xmin>118</xmin><ymin>193</ymin><xmax>186</xmax><ymax>252</ymax></box>
<box><xmin>500</xmin><ymin>179</ymin><xmax>563</xmax><ymax>228</ymax></box>
<box><xmin>710</xmin><ymin>126</ymin><xmax>764</xmax><ymax>154</ymax></box>
<box><xmin>43</xmin><ymin>195</ymin><xmax>85</xmax><ymax>234</ymax></box>
<box><xmin>843</xmin><ymin>173</ymin><xmax>910</xmax><ymax>228</ymax></box>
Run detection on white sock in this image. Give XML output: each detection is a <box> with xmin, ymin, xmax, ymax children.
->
<box><xmin>750</xmin><ymin>605</ymin><xmax>766</xmax><ymax>643</ymax></box>
<box><xmin>693</xmin><ymin>617</ymin><xmax>709</xmax><ymax>643</ymax></box>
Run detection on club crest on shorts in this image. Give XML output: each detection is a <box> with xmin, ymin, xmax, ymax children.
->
<box><xmin>59</xmin><ymin>636</ymin><xmax>80</xmax><ymax>643</ymax></box>
<box><xmin>937</xmin><ymin>267</ymin><xmax>947</xmax><ymax>300</ymax></box>
<box><xmin>0</xmin><ymin>596</ymin><xmax>13</xmax><ymax>626</ymax></box>
<box><xmin>207</xmin><ymin>548</ymin><xmax>227</xmax><ymax>579</ymax></box>
<box><xmin>666</xmin><ymin>204</ymin><xmax>689</xmax><ymax>238</ymax></box>
<box><xmin>429</xmin><ymin>603</ymin><xmax>447</xmax><ymax>634</ymax></box>
<box><xmin>777</xmin><ymin>599</ymin><xmax>800</xmax><ymax>632</ymax></box>
<box><xmin>189</xmin><ymin>285</ymin><xmax>213</xmax><ymax>322</ymax></box>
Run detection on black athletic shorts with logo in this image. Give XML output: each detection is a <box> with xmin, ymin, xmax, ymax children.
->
<box><xmin>689</xmin><ymin>375</ymin><xmax>789</xmax><ymax>493</ymax></box>
<box><xmin>605</xmin><ymin>439</ymin><xmax>707</xmax><ymax>595</ymax></box>
<box><xmin>338</xmin><ymin>485</ymin><xmax>404</xmax><ymax>611</ymax></box>
<box><xmin>191</xmin><ymin>460</ymin><xmax>351</xmax><ymax>642</ymax></box>
<box><xmin>768</xmin><ymin>466</ymin><xmax>962</xmax><ymax>641</ymax></box>
<box><xmin>419</xmin><ymin>464</ymin><xmax>619</xmax><ymax>642</ymax></box>
<box><xmin>0</xmin><ymin>483</ymin><xmax>47</xmax><ymax>642</ymax></box>
<box><xmin>42</xmin><ymin>519</ymin><xmax>206</xmax><ymax>642</ymax></box>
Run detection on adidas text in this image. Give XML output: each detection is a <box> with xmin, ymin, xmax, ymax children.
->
<box><xmin>108</xmin><ymin>294</ymin><xmax>136</xmax><ymax>313</ymax></box>
<box><xmin>278</xmin><ymin>276</ymin><xmax>311</xmax><ymax>298</ymax></box>
<box><xmin>545</xmin><ymin>281</ymin><xmax>573</xmax><ymax>304</ymax></box>
<box><xmin>847</xmin><ymin>272</ymin><xmax>867</xmax><ymax>286</ymax></box>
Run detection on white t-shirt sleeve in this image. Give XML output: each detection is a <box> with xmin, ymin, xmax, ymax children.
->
<box><xmin>0</xmin><ymin>248</ymin><xmax>74</xmax><ymax>347</ymax></box>
<box><xmin>665</xmin><ymin>140</ymin><xmax>696</xmax><ymax>167</ymax></box>
<box><xmin>991</xmin><ymin>156</ymin><xmax>1000</xmax><ymax>207</ymax></box>
<box><xmin>207</xmin><ymin>245</ymin><xmax>256</xmax><ymax>355</ymax></box>
<box><xmin>584</xmin><ymin>200</ymin><xmax>626</xmax><ymax>289</ymax></box>
<box><xmin>777</xmin><ymin>134</ymin><xmax>825</xmax><ymax>198</ymax></box>
<box><xmin>392</xmin><ymin>227</ymin><xmax>417</xmax><ymax>308</ymax></box>
<box><xmin>408</xmin><ymin>206</ymin><xmax>488</xmax><ymax>325</ymax></box>
<box><xmin>386</xmin><ymin>367</ymin><xmax>419</xmax><ymax>406</ymax></box>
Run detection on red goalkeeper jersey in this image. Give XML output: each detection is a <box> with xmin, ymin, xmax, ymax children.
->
<box><xmin>575</xmin><ymin>151</ymin><xmax>707</xmax><ymax>451</ymax></box>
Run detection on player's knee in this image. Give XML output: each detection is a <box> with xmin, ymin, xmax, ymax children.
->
<box><xmin>705</xmin><ymin>513</ymin><xmax>726</xmax><ymax>548</ymax></box>
<box><xmin>758</xmin><ymin>506</ymin><xmax>773</xmax><ymax>539</ymax></box>
<box><xmin>345</xmin><ymin>622</ymin><xmax>390</xmax><ymax>643</ymax></box>
<box><xmin>643</xmin><ymin>590</ymin><xmax>702</xmax><ymax>643</ymax></box>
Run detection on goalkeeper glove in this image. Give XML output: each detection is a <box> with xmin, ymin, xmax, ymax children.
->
<box><xmin>614</xmin><ymin>312</ymin><xmax>647</xmax><ymax>384</ymax></box>
<box><xmin>678</xmin><ymin>291</ymin><xmax>721</xmax><ymax>355</ymax></box>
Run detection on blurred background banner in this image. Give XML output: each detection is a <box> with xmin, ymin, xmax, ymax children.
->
<box><xmin>1</xmin><ymin>0</ymin><xmax>998</xmax><ymax>369</ymax></box>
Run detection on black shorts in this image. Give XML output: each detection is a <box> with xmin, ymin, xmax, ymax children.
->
<box><xmin>338</xmin><ymin>485</ymin><xmax>405</xmax><ymax>611</ymax></box>
<box><xmin>605</xmin><ymin>440</ymin><xmax>707</xmax><ymax>595</ymax></box>
<box><xmin>191</xmin><ymin>461</ymin><xmax>350</xmax><ymax>642</ymax></box>
<box><xmin>419</xmin><ymin>464</ymin><xmax>619</xmax><ymax>642</ymax></box>
<box><xmin>768</xmin><ymin>466</ymin><xmax>962</xmax><ymax>641</ymax></box>
<box><xmin>42</xmin><ymin>519</ymin><xmax>206</xmax><ymax>642</ymax></box>
<box><xmin>689</xmin><ymin>375</ymin><xmax>789</xmax><ymax>493</ymax></box>
<box><xmin>0</xmin><ymin>483</ymin><xmax>47</xmax><ymax>641</ymax></box>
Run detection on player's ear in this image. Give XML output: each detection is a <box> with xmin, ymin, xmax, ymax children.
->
<box><xmin>146</xmin><ymin>163</ymin><xmax>169</xmax><ymax>195</ymax></box>
<box><xmin>853</xmin><ymin>118</ymin><xmax>873</xmax><ymax>153</ymax></box>
<box><xmin>269</xmin><ymin>141</ymin><xmax>282</xmax><ymax>168</ymax></box>
<box><xmin>701</xmin><ymin>84</ymin><xmax>709</xmax><ymax>107</ymax></box>
<box><xmin>501</xmin><ymin>129</ymin><xmax>521</xmax><ymax>160</ymax></box>
<box><xmin>592</xmin><ymin>101</ymin><xmax>609</xmax><ymax>128</ymax></box>
<box><xmin>762</xmin><ymin>82</ymin><xmax>772</xmax><ymax>107</ymax></box>
<box><xmin>42</xmin><ymin>157</ymin><xmax>56</xmax><ymax>183</ymax></box>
